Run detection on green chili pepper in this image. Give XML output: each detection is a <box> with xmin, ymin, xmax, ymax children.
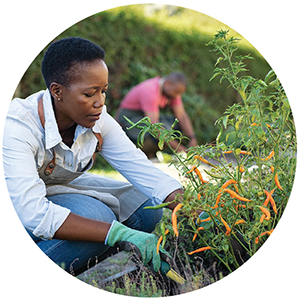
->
<box><xmin>143</xmin><ymin>202</ymin><xmax>170</xmax><ymax>210</ymax></box>
<box><xmin>203</xmin><ymin>169</ymin><xmax>223</xmax><ymax>179</ymax></box>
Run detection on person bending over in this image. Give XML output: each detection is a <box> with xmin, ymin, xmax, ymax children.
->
<box><xmin>116</xmin><ymin>73</ymin><xmax>197</xmax><ymax>158</ymax></box>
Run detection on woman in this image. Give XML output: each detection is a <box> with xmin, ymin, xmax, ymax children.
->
<box><xmin>3</xmin><ymin>37</ymin><xmax>183</xmax><ymax>275</ymax></box>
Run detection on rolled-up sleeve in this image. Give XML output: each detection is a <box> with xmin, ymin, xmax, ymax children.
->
<box><xmin>3</xmin><ymin>117</ymin><xmax>70</xmax><ymax>239</ymax></box>
<box><xmin>94</xmin><ymin>110</ymin><xmax>182</xmax><ymax>204</ymax></box>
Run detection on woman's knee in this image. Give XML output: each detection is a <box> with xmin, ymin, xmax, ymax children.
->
<box><xmin>123</xmin><ymin>199</ymin><xmax>163</xmax><ymax>233</ymax></box>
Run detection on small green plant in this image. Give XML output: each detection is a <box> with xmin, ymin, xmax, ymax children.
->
<box><xmin>126</xmin><ymin>30</ymin><xmax>296</xmax><ymax>274</ymax></box>
<box><xmin>103</xmin><ymin>270</ymin><xmax>164</xmax><ymax>297</ymax></box>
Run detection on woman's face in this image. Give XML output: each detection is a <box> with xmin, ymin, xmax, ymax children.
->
<box><xmin>51</xmin><ymin>59</ymin><xmax>108</xmax><ymax>129</ymax></box>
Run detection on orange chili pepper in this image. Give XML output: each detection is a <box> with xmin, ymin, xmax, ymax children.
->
<box><xmin>188</xmin><ymin>246</ymin><xmax>211</xmax><ymax>255</ymax></box>
<box><xmin>233</xmin><ymin>184</ymin><xmax>239</xmax><ymax>194</ymax></box>
<box><xmin>156</xmin><ymin>229</ymin><xmax>169</xmax><ymax>254</ymax></box>
<box><xmin>274</xmin><ymin>173</ymin><xmax>283</xmax><ymax>190</ymax></box>
<box><xmin>240</xmin><ymin>150</ymin><xmax>252</xmax><ymax>155</ymax></box>
<box><xmin>222</xmin><ymin>179</ymin><xmax>237</xmax><ymax>189</ymax></box>
<box><xmin>255</xmin><ymin>229</ymin><xmax>274</xmax><ymax>244</ymax></box>
<box><xmin>270</xmin><ymin>166</ymin><xmax>275</xmax><ymax>173</ymax></box>
<box><xmin>234</xmin><ymin>219</ymin><xmax>246</xmax><ymax>225</ymax></box>
<box><xmin>200</xmin><ymin>217</ymin><xmax>211</xmax><ymax>222</ymax></box>
<box><xmin>263</xmin><ymin>189</ymin><xmax>277</xmax><ymax>214</ymax></box>
<box><xmin>239</xmin><ymin>165</ymin><xmax>245</xmax><ymax>173</ymax></box>
<box><xmin>156</xmin><ymin>235</ymin><xmax>163</xmax><ymax>254</ymax></box>
<box><xmin>223</xmin><ymin>150</ymin><xmax>232</xmax><ymax>154</ymax></box>
<box><xmin>172</xmin><ymin>203</ymin><xmax>182</xmax><ymax>237</ymax></box>
<box><xmin>194</xmin><ymin>168</ymin><xmax>208</xmax><ymax>184</ymax></box>
<box><xmin>186</xmin><ymin>166</ymin><xmax>197</xmax><ymax>174</ymax></box>
<box><xmin>263</xmin><ymin>189</ymin><xmax>275</xmax><ymax>206</ymax></box>
<box><xmin>262</xmin><ymin>150</ymin><xmax>275</xmax><ymax>161</ymax></box>
<box><xmin>197</xmin><ymin>193</ymin><xmax>201</xmax><ymax>201</ymax></box>
<box><xmin>213</xmin><ymin>179</ymin><xmax>237</xmax><ymax>209</ymax></box>
<box><xmin>259</xmin><ymin>214</ymin><xmax>266</xmax><ymax>223</ymax></box>
<box><xmin>259</xmin><ymin>206</ymin><xmax>270</xmax><ymax>220</ymax></box>
<box><xmin>220</xmin><ymin>215</ymin><xmax>231</xmax><ymax>236</ymax></box>
<box><xmin>194</xmin><ymin>155</ymin><xmax>217</xmax><ymax>168</ymax></box>
<box><xmin>192</xmin><ymin>227</ymin><xmax>204</xmax><ymax>242</ymax></box>
<box><xmin>223</xmin><ymin>188</ymin><xmax>252</xmax><ymax>202</ymax></box>
<box><xmin>212</xmin><ymin>190</ymin><xmax>223</xmax><ymax>209</ymax></box>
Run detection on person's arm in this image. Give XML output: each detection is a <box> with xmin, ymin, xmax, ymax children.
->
<box><xmin>53</xmin><ymin>212</ymin><xmax>111</xmax><ymax>241</ymax></box>
<box><xmin>96</xmin><ymin>110</ymin><xmax>183</xmax><ymax>207</ymax></box>
<box><xmin>144</xmin><ymin>110</ymin><xmax>159</xmax><ymax>124</ymax></box>
<box><xmin>3</xmin><ymin>117</ymin><xmax>71</xmax><ymax>240</ymax></box>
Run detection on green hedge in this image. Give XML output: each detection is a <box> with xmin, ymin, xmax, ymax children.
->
<box><xmin>15</xmin><ymin>5</ymin><xmax>270</xmax><ymax>144</ymax></box>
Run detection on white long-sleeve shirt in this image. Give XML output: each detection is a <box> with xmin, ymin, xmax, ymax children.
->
<box><xmin>3</xmin><ymin>89</ymin><xmax>182</xmax><ymax>239</ymax></box>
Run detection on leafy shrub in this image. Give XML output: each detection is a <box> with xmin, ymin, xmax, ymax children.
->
<box><xmin>128</xmin><ymin>30</ymin><xmax>296</xmax><ymax>275</ymax></box>
<box><xmin>15</xmin><ymin>5</ymin><xmax>270</xmax><ymax>144</ymax></box>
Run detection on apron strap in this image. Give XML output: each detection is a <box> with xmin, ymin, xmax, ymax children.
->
<box><xmin>37</xmin><ymin>97</ymin><xmax>103</xmax><ymax>176</ymax></box>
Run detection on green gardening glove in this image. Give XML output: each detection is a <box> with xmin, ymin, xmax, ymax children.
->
<box><xmin>105</xmin><ymin>220</ymin><xmax>170</xmax><ymax>272</ymax></box>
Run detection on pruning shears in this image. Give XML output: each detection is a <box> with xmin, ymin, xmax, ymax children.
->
<box><xmin>160</xmin><ymin>260</ymin><xmax>186</xmax><ymax>285</ymax></box>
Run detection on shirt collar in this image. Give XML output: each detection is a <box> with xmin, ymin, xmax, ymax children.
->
<box><xmin>42</xmin><ymin>90</ymin><xmax>89</xmax><ymax>149</ymax></box>
<box><xmin>42</xmin><ymin>89</ymin><xmax>62</xmax><ymax>149</ymax></box>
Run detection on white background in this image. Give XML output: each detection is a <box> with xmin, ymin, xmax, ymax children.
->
<box><xmin>1</xmin><ymin>1</ymin><xmax>299</xmax><ymax>299</ymax></box>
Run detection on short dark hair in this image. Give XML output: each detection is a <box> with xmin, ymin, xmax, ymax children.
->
<box><xmin>41</xmin><ymin>37</ymin><xmax>105</xmax><ymax>88</ymax></box>
<box><xmin>166</xmin><ymin>72</ymin><xmax>187</xmax><ymax>87</ymax></box>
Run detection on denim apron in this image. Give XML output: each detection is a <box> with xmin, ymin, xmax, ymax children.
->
<box><xmin>38</xmin><ymin>99</ymin><xmax>148</xmax><ymax>222</ymax></box>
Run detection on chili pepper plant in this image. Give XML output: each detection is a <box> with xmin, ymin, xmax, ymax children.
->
<box><xmin>125</xmin><ymin>30</ymin><xmax>297</xmax><ymax>276</ymax></box>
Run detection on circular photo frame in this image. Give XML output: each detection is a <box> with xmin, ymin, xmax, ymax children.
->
<box><xmin>1</xmin><ymin>2</ymin><xmax>299</xmax><ymax>300</ymax></box>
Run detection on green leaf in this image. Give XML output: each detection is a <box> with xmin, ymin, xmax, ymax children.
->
<box><xmin>235</xmin><ymin>116</ymin><xmax>243</xmax><ymax>130</ymax></box>
<box><xmin>158</xmin><ymin>132</ymin><xmax>166</xmax><ymax>150</ymax></box>
<box><xmin>209</xmin><ymin>72</ymin><xmax>220</xmax><ymax>82</ymax></box>
<box><xmin>222</xmin><ymin>115</ymin><xmax>229</xmax><ymax>129</ymax></box>
<box><xmin>264</xmin><ymin>70</ymin><xmax>275</xmax><ymax>82</ymax></box>
<box><xmin>137</xmin><ymin>126</ymin><xmax>149</xmax><ymax>147</ymax></box>
<box><xmin>215</xmin><ymin>57</ymin><xmax>224</xmax><ymax>66</ymax></box>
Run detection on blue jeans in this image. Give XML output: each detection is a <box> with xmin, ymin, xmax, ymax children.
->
<box><xmin>26</xmin><ymin>194</ymin><xmax>163</xmax><ymax>275</ymax></box>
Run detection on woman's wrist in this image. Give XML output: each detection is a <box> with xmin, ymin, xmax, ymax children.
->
<box><xmin>163</xmin><ymin>189</ymin><xmax>183</xmax><ymax>210</ymax></box>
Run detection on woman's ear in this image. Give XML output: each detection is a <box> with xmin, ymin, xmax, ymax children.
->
<box><xmin>49</xmin><ymin>82</ymin><xmax>62</xmax><ymax>101</ymax></box>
